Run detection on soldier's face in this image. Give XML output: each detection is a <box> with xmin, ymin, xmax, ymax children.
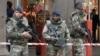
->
<box><xmin>52</xmin><ymin>15</ymin><xmax>60</xmax><ymax>22</ymax></box>
<box><xmin>78</xmin><ymin>5</ymin><xmax>84</xmax><ymax>10</ymax></box>
<box><xmin>14</xmin><ymin>10</ymin><xmax>23</xmax><ymax>19</ymax></box>
<box><xmin>80</xmin><ymin>6</ymin><xmax>84</xmax><ymax>10</ymax></box>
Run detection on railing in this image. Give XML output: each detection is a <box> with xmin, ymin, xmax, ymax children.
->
<box><xmin>0</xmin><ymin>42</ymin><xmax>100</xmax><ymax>46</ymax></box>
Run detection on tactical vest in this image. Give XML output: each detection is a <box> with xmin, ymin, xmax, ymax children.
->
<box><xmin>8</xmin><ymin>17</ymin><xmax>28</xmax><ymax>45</ymax></box>
<box><xmin>46</xmin><ymin>20</ymin><xmax>67</xmax><ymax>44</ymax></box>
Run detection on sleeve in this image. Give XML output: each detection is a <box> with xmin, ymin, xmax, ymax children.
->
<box><xmin>71</xmin><ymin>14</ymin><xmax>80</xmax><ymax>29</ymax></box>
<box><xmin>64</xmin><ymin>22</ymin><xmax>71</xmax><ymax>41</ymax></box>
<box><xmin>23</xmin><ymin>17</ymin><xmax>29</xmax><ymax>27</ymax></box>
<box><xmin>6</xmin><ymin>20</ymin><xmax>23</xmax><ymax>38</ymax></box>
<box><xmin>42</xmin><ymin>24</ymin><xmax>51</xmax><ymax>40</ymax></box>
<box><xmin>70</xmin><ymin>14</ymin><xmax>87</xmax><ymax>36</ymax></box>
<box><xmin>66</xmin><ymin>27</ymin><xmax>70</xmax><ymax>40</ymax></box>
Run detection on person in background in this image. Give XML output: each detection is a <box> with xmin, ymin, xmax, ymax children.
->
<box><xmin>6</xmin><ymin>1</ymin><xmax>14</xmax><ymax>52</ymax></box>
<box><xmin>89</xmin><ymin>9</ymin><xmax>99</xmax><ymax>43</ymax></box>
<box><xmin>7</xmin><ymin>1</ymin><xmax>14</xmax><ymax>22</ymax></box>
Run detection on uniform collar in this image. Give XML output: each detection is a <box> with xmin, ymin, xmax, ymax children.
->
<box><xmin>51</xmin><ymin>19</ymin><xmax>62</xmax><ymax>25</ymax></box>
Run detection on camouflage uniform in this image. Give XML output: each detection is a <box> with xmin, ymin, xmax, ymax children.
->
<box><xmin>6</xmin><ymin>16</ymin><xmax>29</xmax><ymax>56</ymax></box>
<box><xmin>69</xmin><ymin>9</ymin><xmax>86</xmax><ymax>56</ymax></box>
<box><xmin>42</xmin><ymin>19</ymin><xmax>70</xmax><ymax>56</ymax></box>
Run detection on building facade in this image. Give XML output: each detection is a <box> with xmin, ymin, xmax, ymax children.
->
<box><xmin>0</xmin><ymin>0</ymin><xmax>99</xmax><ymax>55</ymax></box>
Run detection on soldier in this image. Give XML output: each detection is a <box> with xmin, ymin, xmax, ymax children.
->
<box><xmin>42</xmin><ymin>10</ymin><xmax>70</xmax><ymax>56</ymax></box>
<box><xmin>68</xmin><ymin>2</ymin><xmax>87</xmax><ymax>56</ymax></box>
<box><xmin>6</xmin><ymin>6</ymin><xmax>32</xmax><ymax>56</ymax></box>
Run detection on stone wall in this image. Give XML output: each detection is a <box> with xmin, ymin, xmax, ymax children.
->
<box><xmin>0</xmin><ymin>0</ymin><xmax>10</xmax><ymax>55</ymax></box>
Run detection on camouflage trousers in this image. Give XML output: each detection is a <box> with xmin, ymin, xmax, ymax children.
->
<box><xmin>46</xmin><ymin>44</ymin><xmax>65</xmax><ymax>56</ymax></box>
<box><xmin>73</xmin><ymin>38</ymin><xmax>86</xmax><ymax>56</ymax></box>
<box><xmin>10</xmin><ymin>45</ymin><xmax>28</xmax><ymax>56</ymax></box>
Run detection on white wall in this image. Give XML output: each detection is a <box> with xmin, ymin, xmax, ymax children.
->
<box><xmin>7</xmin><ymin>0</ymin><xmax>22</xmax><ymax>9</ymax></box>
<box><xmin>51</xmin><ymin>0</ymin><xmax>75</xmax><ymax>22</ymax></box>
<box><xmin>76</xmin><ymin>0</ymin><xmax>83</xmax><ymax>2</ymax></box>
<box><xmin>0</xmin><ymin>0</ymin><xmax>10</xmax><ymax>55</ymax></box>
<box><xmin>50</xmin><ymin>0</ymin><xmax>83</xmax><ymax>22</ymax></box>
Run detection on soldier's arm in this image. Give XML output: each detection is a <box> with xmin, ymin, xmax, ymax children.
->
<box><xmin>71</xmin><ymin>14</ymin><xmax>80</xmax><ymax>29</ymax></box>
<box><xmin>64</xmin><ymin>22</ymin><xmax>71</xmax><ymax>41</ymax></box>
<box><xmin>6</xmin><ymin>21</ymin><xmax>23</xmax><ymax>38</ymax></box>
<box><xmin>22</xmin><ymin>17</ymin><xmax>29</xmax><ymax>27</ymax></box>
<box><xmin>6</xmin><ymin>17</ymin><xmax>31</xmax><ymax>38</ymax></box>
<box><xmin>71</xmin><ymin>15</ymin><xmax>87</xmax><ymax>35</ymax></box>
<box><xmin>66</xmin><ymin>28</ymin><xmax>70</xmax><ymax>40</ymax></box>
<box><xmin>42</xmin><ymin>24</ymin><xmax>51</xmax><ymax>40</ymax></box>
<box><xmin>22</xmin><ymin>17</ymin><xmax>32</xmax><ymax>39</ymax></box>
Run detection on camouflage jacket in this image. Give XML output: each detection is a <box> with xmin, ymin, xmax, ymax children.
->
<box><xmin>68</xmin><ymin>9</ymin><xmax>86</xmax><ymax>38</ymax></box>
<box><xmin>6</xmin><ymin>16</ymin><xmax>29</xmax><ymax>45</ymax></box>
<box><xmin>42</xmin><ymin>19</ymin><xmax>70</xmax><ymax>45</ymax></box>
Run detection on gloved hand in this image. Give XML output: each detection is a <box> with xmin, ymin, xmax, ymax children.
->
<box><xmin>22</xmin><ymin>31</ymin><xmax>32</xmax><ymax>39</ymax></box>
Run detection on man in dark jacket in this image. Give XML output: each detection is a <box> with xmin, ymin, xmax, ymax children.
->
<box><xmin>90</xmin><ymin>9</ymin><xmax>99</xmax><ymax>43</ymax></box>
<box><xmin>7</xmin><ymin>1</ymin><xmax>14</xmax><ymax>22</ymax></box>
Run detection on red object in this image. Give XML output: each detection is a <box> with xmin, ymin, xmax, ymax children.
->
<box><xmin>85</xmin><ymin>19</ymin><xmax>92</xmax><ymax>56</ymax></box>
<box><xmin>35</xmin><ymin>4</ymin><xmax>42</xmax><ymax>13</ymax></box>
<box><xmin>86</xmin><ymin>19</ymin><xmax>92</xmax><ymax>33</ymax></box>
<box><xmin>36</xmin><ymin>23</ymin><xmax>46</xmax><ymax>56</ymax></box>
<box><xmin>23</xmin><ymin>0</ymin><xmax>46</xmax><ymax>56</ymax></box>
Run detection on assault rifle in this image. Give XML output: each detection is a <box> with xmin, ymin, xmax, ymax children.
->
<box><xmin>48</xmin><ymin>26</ymin><xmax>66</xmax><ymax>48</ymax></box>
<box><xmin>17</xmin><ymin>19</ymin><xmax>41</xmax><ymax>42</ymax></box>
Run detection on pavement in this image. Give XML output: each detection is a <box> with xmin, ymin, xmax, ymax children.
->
<box><xmin>0</xmin><ymin>45</ymin><xmax>100</xmax><ymax>56</ymax></box>
<box><xmin>92</xmin><ymin>46</ymin><xmax>100</xmax><ymax>56</ymax></box>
